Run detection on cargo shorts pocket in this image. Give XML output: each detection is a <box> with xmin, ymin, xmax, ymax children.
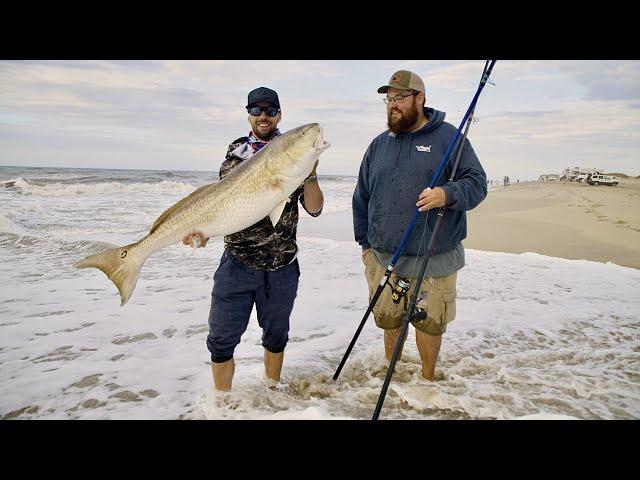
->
<box><xmin>364</xmin><ymin>254</ymin><xmax>403</xmax><ymax>330</ymax></box>
<box><xmin>414</xmin><ymin>288</ymin><xmax>457</xmax><ymax>336</ymax></box>
<box><xmin>372</xmin><ymin>278</ymin><xmax>407</xmax><ymax>330</ymax></box>
<box><xmin>441</xmin><ymin>290</ymin><xmax>456</xmax><ymax>325</ymax></box>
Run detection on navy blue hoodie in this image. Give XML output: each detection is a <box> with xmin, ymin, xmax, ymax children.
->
<box><xmin>353</xmin><ymin>107</ymin><xmax>487</xmax><ymax>256</ymax></box>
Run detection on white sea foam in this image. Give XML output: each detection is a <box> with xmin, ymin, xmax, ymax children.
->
<box><xmin>2</xmin><ymin>177</ymin><xmax>197</xmax><ymax>196</ymax></box>
<box><xmin>1</xmin><ymin>167</ymin><xmax>638</xmax><ymax>420</ymax></box>
<box><xmin>0</xmin><ymin>211</ymin><xmax>28</xmax><ymax>235</ymax></box>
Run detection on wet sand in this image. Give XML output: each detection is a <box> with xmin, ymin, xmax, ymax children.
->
<box><xmin>465</xmin><ymin>178</ymin><xmax>640</xmax><ymax>269</ymax></box>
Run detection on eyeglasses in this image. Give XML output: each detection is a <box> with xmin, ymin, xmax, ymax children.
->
<box><xmin>383</xmin><ymin>92</ymin><xmax>417</xmax><ymax>105</ymax></box>
<box><xmin>247</xmin><ymin>106</ymin><xmax>280</xmax><ymax>117</ymax></box>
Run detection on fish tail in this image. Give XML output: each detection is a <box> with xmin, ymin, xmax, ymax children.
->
<box><xmin>75</xmin><ymin>241</ymin><xmax>146</xmax><ymax>306</ymax></box>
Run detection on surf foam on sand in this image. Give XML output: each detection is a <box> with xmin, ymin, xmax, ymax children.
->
<box><xmin>1</xmin><ymin>237</ymin><xmax>638</xmax><ymax>420</ymax></box>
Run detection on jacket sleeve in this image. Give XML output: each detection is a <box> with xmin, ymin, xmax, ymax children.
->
<box><xmin>441</xmin><ymin>138</ymin><xmax>487</xmax><ymax>211</ymax></box>
<box><xmin>352</xmin><ymin>143</ymin><xmax>373</xmax><ymax>250</ymax></box>
<box><xmin>219</xmin><ymin>158</ymin><xmax>238</xmax><ymax>180</ymax></box>
<box><xmin>219</xmin><ymin>138</ymin><xmax>247</xmax><ymax>180</ymax></box>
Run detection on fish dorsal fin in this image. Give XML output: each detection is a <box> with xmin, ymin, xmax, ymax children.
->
<box><xmin>269</xmin><ymin>200</ymin><xmax>288</xmax><ymax>227</ymax></box>
<box><xmin>149</xmin><ymin>183</ymin><xmax>212</xmax><ymax>235</ymax></box>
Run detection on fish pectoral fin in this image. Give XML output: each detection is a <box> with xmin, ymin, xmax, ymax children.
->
<box><xmin>269</xmin><ymin>200</ymin><xmax>287</xmax><ymax>227</ymax></box>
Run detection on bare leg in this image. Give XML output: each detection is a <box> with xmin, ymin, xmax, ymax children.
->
<box><xmin>415</xmin><ymin>330</ymin><xmax>442</xmax><ymax>381</ymax></box>
<box><xmin>264</xmin><ymin>349</ymin><xmax>284</xmax><ymax>382</ymax></box>
<box><xmin>384</xmin><ymin>328</ymin><xmax>408</xmax><ymax>361</ymax></box>
<box><xmin>211</xmin><ymin>358</ymin><xmax>235</xmax><ymax>391</ymax></box>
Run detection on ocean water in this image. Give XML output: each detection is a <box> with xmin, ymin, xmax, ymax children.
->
<box><xmin>1</xmin><ymin>165</ymin><xmax>639</xmax><ymax>420</ymax></box>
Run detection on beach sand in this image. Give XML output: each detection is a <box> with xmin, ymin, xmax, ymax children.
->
<box><xmin>465</xmin><ymin>178</ymin><xmax>640</xmax><ymax>269</ymax></box>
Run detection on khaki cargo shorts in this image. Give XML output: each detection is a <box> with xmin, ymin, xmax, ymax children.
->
<box><xmin>363</xmin><ymin>249</ymin><xmax>457</xmax><ymax>336</ymax></box>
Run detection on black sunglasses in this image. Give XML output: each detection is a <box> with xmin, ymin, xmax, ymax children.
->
<box><xmin>247</xmin><ymin>106</ymin><xmax>280</xmax><ymax>117</ymax></box>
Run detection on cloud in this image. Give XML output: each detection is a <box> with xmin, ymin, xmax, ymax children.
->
<box><xmin>484</xmin><ymin>109</ymin><xmax>564</xmax><ymax>119</ymax></box>
<box><xmin>1</xmin><ymin>60</ymin><xmax>639</xmax><ymax>179</ymax></box>
<box><xmin>552</xmin><ymin>61</ymin><xmax>640</xmax><ymax>100</ymax></box>
<box><xmin>485</xmin><ymin>99</ymin><xmax>639</xmax><ymax>142</ymax></box>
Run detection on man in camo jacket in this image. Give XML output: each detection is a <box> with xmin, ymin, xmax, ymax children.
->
<box><xmin>183</xmin><ymin>87</ymin><xmax>324</xmax><ymax>392</ymax></box>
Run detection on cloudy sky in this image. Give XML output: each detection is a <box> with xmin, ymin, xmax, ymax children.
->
<box><xmin>1</xmin><ymin>60</ymin><xmax>639</xmax><ymax>180</ymax></box>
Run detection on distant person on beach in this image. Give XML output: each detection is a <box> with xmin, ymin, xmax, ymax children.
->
<box><xmin>353</xmin><ymin>70</ymin><xmax>487</xmax><ymax>381</ymax></box>
<box><xmin>183</xmin><ymin>87</ymin><xmax>324</xmax><ymax>392</ymax></box>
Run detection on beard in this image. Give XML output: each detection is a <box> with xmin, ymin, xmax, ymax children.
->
<box><xmin>252</xmin><ymin>121</ymin><xmax>278</xmax><ymax>140</ymax></box>
<box><xmin>387</xmin><ymin>101</ymin><xmax>420</xmax><ymax>134</ymax></box>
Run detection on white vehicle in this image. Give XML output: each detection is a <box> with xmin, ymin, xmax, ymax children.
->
<box><xmin>575</xmin><ymin>173</ymin><xmax>590</xmax><ymax>183</ymax></box>
<box><xmin>562</xmin><ymin>167</ymin><xmax>581</xmax><ymax>181</ymax></box>
<box><xmin>562</xmin><ymin>166</ymin><xmax>603</xmax><ymax>182</ymax></box>
<box><xmin>587</xmin><ymin>174</ymin><xmax>618</xmax><ymax>186</ymax></box>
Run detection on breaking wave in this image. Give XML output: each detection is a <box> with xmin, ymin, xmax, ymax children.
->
<box><xmin>1</xmin><ymin>177</ymin><xmax>198</xmax><ymax>196</ymax></box>
<box><xmin>0</xmin><ymin>211</ymin><xmax>28</xmax><ymax>236</ymax></box>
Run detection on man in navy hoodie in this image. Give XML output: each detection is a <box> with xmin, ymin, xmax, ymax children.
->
<box><xmin>352</xmin><ymin>70</ymin><xmax>487</xmax><ymax>381</ymax></box>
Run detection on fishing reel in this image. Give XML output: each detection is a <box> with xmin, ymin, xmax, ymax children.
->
<box><xmin>412</xmin><ymin>294</ymin><xmax>429</xmax><ymax>323</ymax></box>
<box><xmin>390</xmin><ymin>277</ymin><xmax>410</xmax><ymax>304</ymax></box>
<box><xmin>412</xmin><ymin>299</ymin><xmax>427</xmax><ymax>323</ymax></box>
<box><xmin>389</xmin><ymin>277</ymin><xmax>429</xmax><ymax>323</ymax></box>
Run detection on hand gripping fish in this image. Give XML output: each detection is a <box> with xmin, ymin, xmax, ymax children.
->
<box><xmin>75</xmin><ymin>123</ymin><xmax>330</xmax><ymax>306</ymax></box>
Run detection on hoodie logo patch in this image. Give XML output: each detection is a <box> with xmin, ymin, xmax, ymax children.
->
<box><xmin>416</xmin><ymin>145</ymin><xmax>431</xmax><ymax>152</ymax></box>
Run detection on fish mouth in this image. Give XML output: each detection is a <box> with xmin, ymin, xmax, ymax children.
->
<box><xmin>314</xmin><ymin>126</ymin><xmax>331</xmax><ymax>151</ymax></box>
<box><xmin>318</xmin><ymin>140</ymin><xmax>331</xmax><ymax>151</ymax></box>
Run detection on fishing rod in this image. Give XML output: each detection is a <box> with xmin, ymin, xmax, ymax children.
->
<box><xmin>333</xmin><ymin>60</ymin><xmax>496</xmax><ymax>382</ymax></box>
<box><xmin>372</xmin><ymin>105</ymin><xmax>476</xmax><ymax>420</ymax></box>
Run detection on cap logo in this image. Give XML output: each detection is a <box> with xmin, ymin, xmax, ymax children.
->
<box><xmin>391</xmin><ymin>74</ymin><xmax>401</xmax><ymax>82</ymax></box>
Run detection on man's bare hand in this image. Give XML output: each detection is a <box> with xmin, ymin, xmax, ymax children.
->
<box><xmin>182</xmin><ymin>230</ymin><xmax>208</xmax><ymax>248</ymax></box>
<box><xmin>416</xmin><ymin>187</ymin><xmax>446</xmax><ymax>212</ymax></box>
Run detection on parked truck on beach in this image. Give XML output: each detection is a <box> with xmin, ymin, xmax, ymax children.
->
<box><xmin>587</xmin><ymin>174</ymin><xmax>618</xmax><ymax>186</ymax></box>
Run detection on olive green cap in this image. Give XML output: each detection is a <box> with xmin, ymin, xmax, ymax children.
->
<box><xmin>377</xmin><ymin>70</ymin><xmax>425</xmax><ymax>94</ymax></box>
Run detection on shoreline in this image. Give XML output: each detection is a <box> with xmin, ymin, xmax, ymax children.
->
<box><xmin>464</xmin><ymin>179</ymin><xmax>640</xmax><ymax>270</ymax></box>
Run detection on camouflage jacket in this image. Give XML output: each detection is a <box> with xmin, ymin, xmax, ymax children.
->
<box><xmin>219</xmin><ymin>136</ymin><xmax>322</xmax><ymax>271</ymax></box>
